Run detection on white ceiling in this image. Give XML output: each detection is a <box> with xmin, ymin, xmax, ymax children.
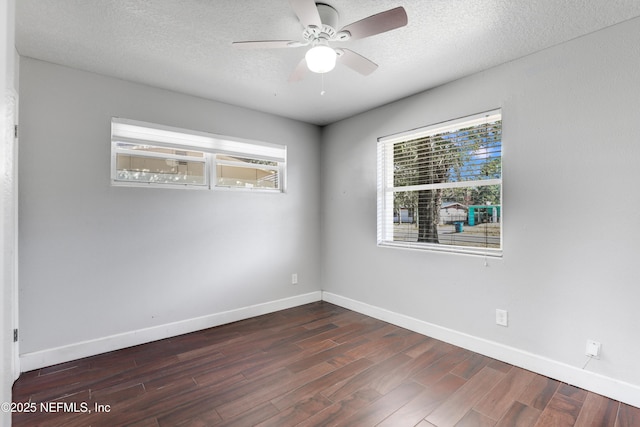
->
<box><xmin>15</xmin><ymin>0</ymin><xmax>640</xmax><ymax>126</ymax></box>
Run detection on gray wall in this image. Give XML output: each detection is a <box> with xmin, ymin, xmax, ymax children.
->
<box><xmin>19</xmin><ymin>58</ymin><xmax>322</xmax><ymax>354</ymax></box>
<box><xmin>320</xmin><ymin>17</ymin><xmax>640</xmax><ymax>387</ymax></box>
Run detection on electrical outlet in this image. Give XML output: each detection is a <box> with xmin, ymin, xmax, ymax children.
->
<box><xmin>291</xmin><ymin>273</ymin><xmax>298</xmax><ymax>285</ymax></box>
<box><xmin>496</xmin><ymin>309</ymin><xmax>508</xmax><ymax>327</ymax></box>
<box><xmin>586</xmin><ymin>339</ymin><xmax>601</xmax><ymax>359</ymax></box>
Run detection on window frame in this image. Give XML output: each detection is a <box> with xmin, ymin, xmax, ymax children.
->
<box><xmin>377</xmin><ymin>109</ymin><xmax>503</xmax><ymax>257</ymax></box>
<box><xmin>110</xmin><ymin>118</ymin><xmax>287</xmax><ymax>192</ymax></box>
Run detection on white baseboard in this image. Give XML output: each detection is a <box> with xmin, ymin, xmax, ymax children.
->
<box><xmin>322</xmin><ymin>291</ymin><xmax>640</xmax><ymax>408</ymax></box>
<box><xmin>20</xmin><ymin>291</ymin><xmax>322</xmax><ymax>372</ymax></box>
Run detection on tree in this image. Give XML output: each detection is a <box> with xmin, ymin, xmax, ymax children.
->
<box><xmin>415</xmin><ymin>134</ymin><xmax>453</xmax><ymax>243</ymax></box>
<box><xmin>394</xmin><ymin>134</ymin><xmax>456</xmax><ymax>243</ymax></box>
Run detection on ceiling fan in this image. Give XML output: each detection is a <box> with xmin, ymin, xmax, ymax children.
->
<box><xmin>232</xmin><ymin>0</ymin><xmax>408</xmax><ymax>82</ymax></box>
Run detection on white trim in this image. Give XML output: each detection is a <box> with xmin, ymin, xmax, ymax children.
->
<box><xmin>20</xmin><ymin>292</ymin><xmax>322</xmax><ymax>372</ymax></box>
<box><xmin>321</xmin><ymin>291</ymin><xmax>640</xmax><ymax>408</ymax></box>
<box><xmin>378</xmin><ymin>240</ymin><xmax>503</xmax><ymax>258</ymax></box>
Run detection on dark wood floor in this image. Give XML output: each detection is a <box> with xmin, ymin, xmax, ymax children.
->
<box><xmin>12</xmin><ymin>302</ymin><xmax>640</xmax><ymax>426</ymax></box>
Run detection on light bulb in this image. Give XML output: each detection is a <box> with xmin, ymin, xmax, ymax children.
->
<box><xmin>305</xmin><ymin>44</ymin><xmax>337</xmax><ymax>74</ymax></box>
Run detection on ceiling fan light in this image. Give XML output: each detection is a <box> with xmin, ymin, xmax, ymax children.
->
<box><xmin>305</xmin><ymin>45</ymin><xmax>337</xmax><ymax>73</ymax></box>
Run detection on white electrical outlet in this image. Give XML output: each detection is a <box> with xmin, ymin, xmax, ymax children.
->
<box><xmin>291</xmin><ymin>273</ymin><xmax>298</xmax><ymax>285</ymax></box>
<box><xmin>586</xmin><ymin>339</ymin><xmax>601</xmax><ymax>359</ymax></box>
<box><xmin>496</xmin><ymin>309</ymin><xmax>508</xmax><ymax>327</ymax></box>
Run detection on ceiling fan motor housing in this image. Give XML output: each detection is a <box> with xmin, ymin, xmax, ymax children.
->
<box><xmin>316</xmin><ymin>3</ymin><xmax>339</xmax><ymax>29</ymax></box>
<box><xmin>303</xmin><ymin>3</ymin><xmax>344</xmax><ymax>43</ymax></box>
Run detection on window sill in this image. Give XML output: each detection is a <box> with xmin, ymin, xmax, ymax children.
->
<box><xmin>377</xmin><ymin>240</ymin><xmax>503</xmax><ymax>258</ymax></box>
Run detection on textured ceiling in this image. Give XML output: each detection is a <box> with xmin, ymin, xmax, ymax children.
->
<box><xmin>15</xmin><ymin>0</ymin><xmax>640</xmax><ymax>126</ymax></box>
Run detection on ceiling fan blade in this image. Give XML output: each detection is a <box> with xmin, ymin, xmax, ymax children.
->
<box><xmin>289</xmin><ymin>0</ymin><xmax>322</xmax><ymax>28</ymax></box>
<box><xmin>288</xmin><ymin>58</ymin><xmax>308</xmax><ymax>82</ymax></box>
<box><xmin>337</xmin><ymin>49</ymin><xmax>378</xmax><ymax>75</ymax></box>
<box><xmin>232</xmin><ymin>40</ymin><xmax>305</xmax><ymax>49</ymax></box>
<box><xmin>339</xmin><ymin>7</ymin><xmax>408</xmax><ymax>40</ymax></box>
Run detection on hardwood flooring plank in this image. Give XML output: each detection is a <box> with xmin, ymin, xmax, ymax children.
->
<box><xmin>533</xmin><ymin>392</ymin><xmax>583</xmax><ymax>427</ymax></box>
<box><xmin>37</xmin><ymin>359</ymin><xmax>91</xmax><ymax>376</ymax></box>
<box><xmin>141</xmin><ymin>368</ymin><xmax>287</xmax><ymax>426</ymax></box>
<box><xmin>455</xmin><ymin>409</ymin><xmax>496</xmax><ymax>427</ymax></box>
<box><xmin>351</xmin><ymin>328</ymin><xmax>427</xmax><ymax>364</ymax></box>
<box><xmin>294</xmin><ymin>320</ymin><xmax>375</xmax><ymax>348</ymax></box>
<box><xmin>333</xmin><ymin>318</ymin><xmax>394</xmax><ymax>345</ymax></box>
<box><xmin>191</xmin><ymin>345</ymin><xmax>297</xmax><ymax>386</ymax></box>
<box><xmin>216</xmin><ymin>362</ymin><xmax>335</xmax><ymax>420</ymax></box>
<box><xmin>145</xmin><ymin>374</ymin><xmax>199</xmax><ymax>395</ymax></box>
<box><xmin>297</xmin><ymin>307</ymin><xmax>366</xmax><ymax>330</ymax></box>
<box><xmin>574</xmin><ymin>392</ymin><xmax>618</xmax><ymax>427</ymax></box>
<box><xmin>340</xmin><ymin>381</ymin><xmax>425</xmax><ymax>426</ymax></box>
<box><xmin>371</xmin><ymin>340</ymin><xmax>458</xmax><ymax>395</ymax></box>
<box><xmin>426</xmin><ymin>366</ymin><xmax>505</xmax><ymax>427</ymax></box>
<box><xmin>495</xmin><ymin>401</ymin><xmax>541</xmax><ymax>427</ymax></box>
<box><xmin>340</xmin><ymin>325</ymin><xmax>409</xmax><ymax>359</ymax></box>
<box><xmin>214</xmin><ymin>325</ymin><xmax>313</xmax><ymax>356</ymax></box>
<box><xmin>257</xmin><ymin>393</ymin><xmax>334</xmax><ymax>427</ymax></box>
<box><xmin>91</xmin><ymin>382</ymin><xmax>147</xmax><ymax>406</ymax></box>
<box><xmin>377</xmin><ymin>373</ymin><xmax>467</xmax><ymax>427</ymax></box>
<box><xmin>127</xmin><ymin>418</ymin><xmax>160</xmax><ymax>427</ymax></box>
<box><xmin>518</xmin><ymin>375</ymin><xmax>561</xmax><ymax>411</ymax></box>
<box><xmin>324</xmin><ymin>352</ymin><xmax>412</xmax><ymax>402</ymax></box>
<box><xmin>216</xmin><ymin>401</ymin><xmax>280</xmax><ymax>427</ymax></box>
<box><xmin>450</xmin><ymin>353</ymin><xmax>492</xmax><ymax>380</ymax></box>
<box><xmin>474</xmin><ymin>366</ymin><xmax>536</xmax><ymax>420</ymax></box>
<box><xmin>262</xmin><ymin>322</ymin><xmax>339</xmax><ymax>351</ymax></box>
<box><xmin>13</xmin><ymin>355</ymin><xmax>137</xmax><ymax>402</ymax></box>
<box><xmin>615</xmin><ymin>402</ymin><xmax>640</xmax><ymax>427</ymax></box>
<box><xmin>404</xmin><ymin>337</ymin><xmax>438</xmax><ymax>358</ymax></box>
<box><xmin>413</xmin><ymin>346</ymin><xmax>472</xmax><ymax>386</ymax></box>
<box><xmin>286</xmin><ymin>338</ymin><xmax>370</xmax><ymax>373</ymax></box>
<box><xmin>101</xmin><ymin>377</ymin><xmax>242</xmax><ymax>426</ymax></box>
<box><xmin>558</xmin><ymin>383</ymin><xmax>588</xmax><ymax>403</ymax></box>
<box><xmin>157</xmin><ymin>407</ymin><xmax>222</xmax><ymax>427</ymax></box>
<box><xmin>487</xmin><ymin>359</ymin><xmax>513</xmax><ymax>374</ymax></box>
<box><xmin>271</xmin><ymin>357</ymin><xmax>374</xmax><ymax>411</ymax></box>
<box><xmin>296</xmin><ymin>388</ymin><xmax>382</xmax><ymax>427</ymax></box>
<box><xmin>242</xmin><ymin>339</ymin><xmax>338</xmax><ymax>379</ymax></box>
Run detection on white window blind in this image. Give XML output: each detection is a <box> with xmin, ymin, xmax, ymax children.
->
<box><xmin>377</xmin><ymin>110</ymin><xmax>502</xmax><ymax>256</ymax></box>
<box><xmin>111</xmin><ymin>118</ymin><xmax>286</xmax><ymax>191</ymax></box>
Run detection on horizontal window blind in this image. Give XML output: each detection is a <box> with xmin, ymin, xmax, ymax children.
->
<box><xmin>377</xmin><ymin>109</ymin><xmax>503</xmax><ymax>256</ymax></box>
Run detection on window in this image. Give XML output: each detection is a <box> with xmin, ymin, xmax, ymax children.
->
<box><xmin>377</xmin><ymin>110</ymin><xmax>502</xmax><ymax>256</ymax></box>
<box><xmin>215</xmin><ymin>155</ymin><xmax>280</xmax><ymax>190</ymax></box>
<box><xmin>111</xmin><ymin>118</ymin><xmax>286</xmax><ymax>191</ymax></box>
<box><xmin>113</xmin><ymin>144</ymin><xmax>208</xmax><ymax>186</ymax></box>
